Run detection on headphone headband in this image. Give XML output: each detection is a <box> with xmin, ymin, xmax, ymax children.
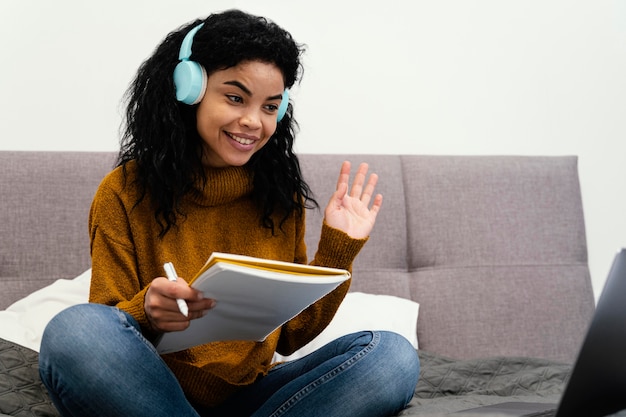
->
<box><xmin>179</xmin><ymin>23</ymin><xmax>204</xmax><ymax>61</ymax></box>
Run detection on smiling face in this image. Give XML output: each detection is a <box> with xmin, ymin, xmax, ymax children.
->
<box><xmin>195</xmin><ymin>60</ymin><xmax>285</xmax><ymax>168</ymax></box>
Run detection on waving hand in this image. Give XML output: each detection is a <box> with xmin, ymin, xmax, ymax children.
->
<box><xmin>324</xmin><ymin>161</ymin><xmax>383</xmax><ymax>239</ymax></box>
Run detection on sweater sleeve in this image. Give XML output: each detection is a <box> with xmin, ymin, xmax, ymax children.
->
<box><xmin>88</xmin><ymin>177</ymin><xmax>156</xmax><ymax>338</ymax></box>
<box><xmin>276</xmin><ymin>221</ymin><xmax>367</xmax><ymax>355</ymax></box>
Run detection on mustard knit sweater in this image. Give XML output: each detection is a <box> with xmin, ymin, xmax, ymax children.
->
<box><xmin>88</xmin><ymin>161</ymin><xmax>366</xmax><ymax>408</ymax></box>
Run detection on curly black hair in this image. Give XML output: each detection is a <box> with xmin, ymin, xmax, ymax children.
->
<box><xmin>117</xmin><ymin>9</ymin><xmax>317</xmax><ymax>236</ymax></box>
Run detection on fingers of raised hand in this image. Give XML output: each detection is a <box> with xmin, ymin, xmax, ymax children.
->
<box><xmin>348</xmin><ymin>162</ymin><xmax>368</xmax><ymax>198</ymax></box>
<box><xmin>361</xmin><ymin>172</ymin><xmax>380</xmax><ymax>209</ymax></box>
<box><xmin>347</xmin><ymin>162</ymin><xmax>380</xmax><ymax>208</ymax></box>
<box><xmin>335</xmin><ymin>160</ymin><xmax>352</xmax><ymax>191</ymax></box>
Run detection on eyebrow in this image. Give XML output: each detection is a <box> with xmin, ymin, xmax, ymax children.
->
<box><xmin>223</xmin><ymin>80</ymin><xmax>283</xmax><ymax>101</ymax></box>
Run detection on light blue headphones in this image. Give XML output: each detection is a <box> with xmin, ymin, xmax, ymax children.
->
<box><xmin>173</xmin><ymin>23</ymin><xmax>289</xmax><ymax>122</ymax></box>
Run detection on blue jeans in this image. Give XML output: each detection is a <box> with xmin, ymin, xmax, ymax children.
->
<box><xmin>39</xmin><ymin>303</ymin><xmax>419</xmax><ymax>417</ymax></box>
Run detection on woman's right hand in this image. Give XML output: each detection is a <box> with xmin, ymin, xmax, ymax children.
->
<box><xmin>144</xmin><ymin>277</ymin><xmax>216</xmax><ymax>332</ymax></box>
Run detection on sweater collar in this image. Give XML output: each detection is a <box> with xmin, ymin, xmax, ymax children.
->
<box><xmin>189</xmin><ymin>166</ymin><xmax>254</xmax><ymax>207</ymax></box>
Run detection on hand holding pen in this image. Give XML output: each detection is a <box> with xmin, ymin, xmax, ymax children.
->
<box><xmin>163</xmin><ymin>262</ymin><xmax>189</xmax><ymax>317</ymax></box>
<box><xmin>143</xmin><ymin>263</ymin><xmax>216</xmax><ymax>333</ymax></box>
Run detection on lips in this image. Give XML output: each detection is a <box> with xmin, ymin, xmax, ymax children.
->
<box><xmin>225</xmin><ymin>132</ymin><xmax>256</xmax><ymax>145</ymax></box>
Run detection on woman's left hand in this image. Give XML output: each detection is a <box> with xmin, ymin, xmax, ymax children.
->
<box><xmin>323</xmin><ymin>161</ymin><xmax>383</xmax><ymax>239</ymax></box>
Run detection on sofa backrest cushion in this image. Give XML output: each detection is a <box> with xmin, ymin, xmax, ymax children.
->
<box><xmin>0</xmin><ymin>152</ymin><xmax>115</xmax><ymax>309</ymax></box>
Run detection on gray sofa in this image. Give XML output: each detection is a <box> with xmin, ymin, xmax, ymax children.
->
<box><xmin>0</xmin><ymin>151</ymin><xmax>596</xmax><ymax>416</ymax></box>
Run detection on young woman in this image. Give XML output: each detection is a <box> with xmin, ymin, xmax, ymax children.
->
<box><xmin>39</xmin><ymin>9</ymin><xmax>419</xmax><ymax>417</ymax></box>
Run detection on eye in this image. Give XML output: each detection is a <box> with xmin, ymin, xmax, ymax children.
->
<box><xmin>226</xmin><ymin>95</ymin><xmax>243</xmax><ymax>104</ymax></box>
<box><xmin>264</xmin><ymin>103</ymin><xmax>279</xmax><ymax>113</ymax></box>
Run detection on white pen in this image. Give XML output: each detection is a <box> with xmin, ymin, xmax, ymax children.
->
<box><xmin>163</xmin><ymin>262</ymin><xmax>189</xmax><ymax>317</ymax></box>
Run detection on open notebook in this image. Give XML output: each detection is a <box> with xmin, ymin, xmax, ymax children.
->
<box><xmin>155</xmin><ymin>253</ymin><xmax>350</xmax><ymax>354</ymax></box>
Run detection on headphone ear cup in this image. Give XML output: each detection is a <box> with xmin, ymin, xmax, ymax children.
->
<box><xmin>174</xmin><ymin>60</ymin><xmax>207</xmax><ymax>105</ymax></box>
<box><xmin>276</xmin><ymin>89</ymin><xmax>289</xmax><ymax>122</ymax></box>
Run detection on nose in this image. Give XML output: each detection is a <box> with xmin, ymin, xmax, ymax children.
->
<box><xmin>239</xmin><ymin>109</ymin><xmax>262</xmax><ymax>130</ymax></box>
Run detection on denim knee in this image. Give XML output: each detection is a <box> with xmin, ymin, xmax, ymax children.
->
<box><xmin>39</xmin><ymin>303</ymin><xmax>147</xmax><ymax>383</ymax></box>
<box><xmin>380</xmin><ymin>330</ymin><xmax>420</xmax><ymax>376</ymax></box>
<box><xmin>41</xmin><ymin>304</ymin><xmax>97</xmax><ymax>367</ymax></box>
<box><xmin>371</xmin><ymin>331</ymin><xmax>420</xmax><ymax>408</ymax></box>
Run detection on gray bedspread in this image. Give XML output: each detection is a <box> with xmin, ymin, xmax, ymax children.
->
<box><xmin>402</xmin><ymin>351</ymin><xmax>626</xmax><ymax>417</ymax></box>
<box><xmin>400</xmin><ymin>351</ymin><xmax>569</xmax><ymax>416</ymax></box>
<box><xmin>0</xmin><ymin>338</ymin><xmax>58</xmax><ymax>417</ymax></box>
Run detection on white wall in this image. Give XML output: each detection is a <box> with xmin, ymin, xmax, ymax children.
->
<box><xmin>2</xmin><ymin>0</ymin><xmax>625</xmax><ymax>300</ymax></box>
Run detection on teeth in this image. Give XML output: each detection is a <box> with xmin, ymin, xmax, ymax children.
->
<box><xmin>228</xmin><ymin>133</ymin><xmax>254</xmax><ymax>145</ymax></box>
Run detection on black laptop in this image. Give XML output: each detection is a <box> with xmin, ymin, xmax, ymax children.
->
<box><xmin>455</xmin><ymin>248</ymin><xmax>626</xmax><ymax>417</ymax></box>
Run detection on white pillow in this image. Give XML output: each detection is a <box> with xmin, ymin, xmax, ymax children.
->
<box><xmin>273</xmin><ymin>292</ymin><xmax>419</xmax><ymax>362</ymax></box>
<box><xmin>0</xmin><ymin>269</ymin><xmax>91</xmax><ymax>352</ymax></box>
